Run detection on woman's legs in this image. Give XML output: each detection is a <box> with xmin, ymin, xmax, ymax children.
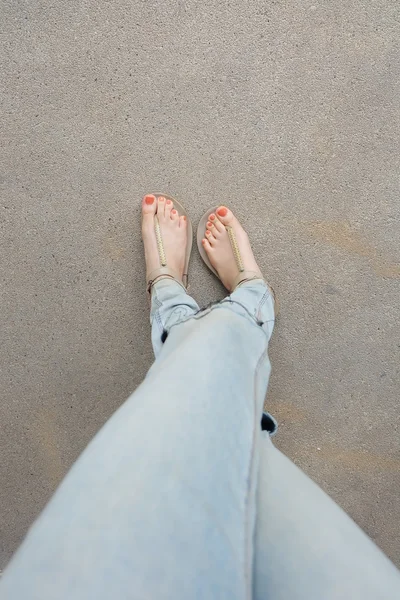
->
<box><xmin>0</xmin><ymin>280</ymin><xmax>275</xmax><ymax>600</ymax></box>
<box><xmin>253</xmin><ymin>432</ymin><xmax>400</xmax><ymax>600</ymax></box>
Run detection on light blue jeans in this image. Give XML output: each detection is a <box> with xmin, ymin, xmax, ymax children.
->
<box><xmin>1</xmin><ymin>280</ymin><xmax>399</xmax><ymax>599</ymax></box>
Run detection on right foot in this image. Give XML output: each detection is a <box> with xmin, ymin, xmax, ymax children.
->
<box><xmin>201</xmin><ymin>206</ymin><xmax>262</xmax><ymax>292</ymax></box>
<box><xmin>142</xmin><ymin>194</ymin><xmax>188</xmax><ymax>284</ymax></box>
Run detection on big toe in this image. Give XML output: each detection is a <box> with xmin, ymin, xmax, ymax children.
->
<box><xmin>142</xmin><ymin>194</ymin><xmax>157</xmax><ymax>215</ymax></box>
<box><xmin>215</xmin><ymin>205</ymin><xmax>234</xmax><ymax>226</ymax></box>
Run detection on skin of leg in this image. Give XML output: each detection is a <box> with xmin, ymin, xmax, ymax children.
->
<box><xmin>253</xmin><ymin>432</ymin><xmax>400</xmax><ymax>600</ymax></box>
<box><xmin>0</xmin><ymin>281</ymin><xmax>274</xmax><ymax>600</ymax></box>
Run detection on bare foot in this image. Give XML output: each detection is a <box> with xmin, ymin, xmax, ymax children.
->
<box><xmin>142</xmin><ymin>194</ymin><xmax>188</xmax><ymax>283</ymax></box>
<box><xmin>201</xmin><ymin>206</ymin><xmax>262</xmax><ymax>291</ymax></box>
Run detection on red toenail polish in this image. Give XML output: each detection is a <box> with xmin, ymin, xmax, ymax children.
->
<box><xmin>207</xmin><ymin>222</ymin><xmax>212</xmax><ymax>227</ymax></box>
<box><xmin>210</xmin><ymin>214</ymin><xmax>215</xmax><ymax>220</ymax></box>
<box><xmin>166</xmin><ymin>200</ymin><xmax>172</xmax><ymax>204</ymax></box>
<box><xmin>217</xmin><ymin>207</ymin><xmax>228</xmax><ymax>217</ymax></box>
<box><xmin>172</xmin><ymin>209</ymin><xmax>177</xmax><ymax>214</ymax></box>
<box><xmin>182</xmin><ymin>216</ymin><xmax>186</xmax><ymax>220</ymax></box>
<box><xmin>144</xmin><ymin>195</ymin><xmax>154</xmax><ymax>205</ymax></box>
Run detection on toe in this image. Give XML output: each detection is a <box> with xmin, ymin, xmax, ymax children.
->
<box><xmin>157</xmin><ymin>196</ymin><xmax>166</xmax><ymax>218</ymax></box>
<box><xmin>142</xmin><ymin>194</ymin><xmax>157</xmax><ymax>215</ymax></box>
<box><xmin>209</xmin><ymin>213</ymin><xmax>216</xmax><ymax>222</ymax></box>
<box><xmin>165</xmin><ymin>198</ymin><xmax>173</xmax><ymax>219</ymax></box>
<box><xmin>179</xmin><ymin>215</ymin><xmax>187</xmax><ymax>228</ymax></box>
<box><xmin>202</xmin><ymin>238</ymin><xmax>212</xmax><ymax>254</ymax></box>
<box><xmin>171</xmin><ymin>208</ymin><xmax>179</xmax><ymax>221</ymax></box>
<box><xmin>213</xmin><ymin>218</ymin><xmax>225</xmax><ymax>234</ymax></box>
<box><xmin>205</xmin><ymin>229</ymin><xmax>216</xmax><ymax>244</ymax></box>
<box><xmin>215</xmin><ymin>206</ymin><xmax>233</xmax><ymax>226</ymax></box>
<box><xmin>207</xmin><ymin>222</ymin><xmax>221</xmax><ymax>238</ymax></box>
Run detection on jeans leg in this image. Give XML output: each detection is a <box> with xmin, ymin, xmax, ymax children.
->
<box><xmin>150</xmin><ymin>279</ymin><xmax>200</xmax><ymax>357</ymax></box>
<box><xmin>0</xmin><ymin>282</ymin><xmax>274</xmax><ymax>600</ymax></box>
<box><xmin>253</xmin><ymin>433</ymin><xmax>400</xmax><ymax>600</ymax></box>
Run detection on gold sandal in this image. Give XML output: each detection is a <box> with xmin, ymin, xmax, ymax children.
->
<box><xmin>145</xmin><ymin>193</ymin><xmax>193</xmax><ymax>294</ymax></box>
<box><xmin>197</xmin><ymin>206</ymin><xmax>278</xmax><ymax>314</ymax></box>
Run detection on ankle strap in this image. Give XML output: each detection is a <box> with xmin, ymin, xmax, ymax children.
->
<box><xmin>146</xmin><ymin>267</ymin><xmax>186</xmax><ymax>293</ymax></box>
<box><xmin>231</xmin><ymin>271</ymin><xmax>264</xmax><ymax>291</ymax></box>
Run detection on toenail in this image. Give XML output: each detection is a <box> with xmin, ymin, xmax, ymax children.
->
<box><xmin>144</xmin><ymin>195</ymin><xmax>155</xmax><ymax>205</ymax></box>
<box><xmin>159</xmin><ymin>196</ymin><xmax>165</xmax><ymax>201</ymax></box>
<box><xmin>182</xmin><ymin>216</ymin><xmax>186</xmax><ymax>220</ymax></box>
<box><xmin>209</xmin><ymin>214</ymin><xmax>215</xmax><ymax>220</ymax></box>
<box><xmin>207</xmin><ymin>221</ymin><xmax>212</xmax><ymax>227</ymax></box>
<box><xmin>166</xmin><ymin>199</ymin><xmax>172</xmax><ymax>204</ymax></box>
<box><xmin>217</xmin><ymin>207</ymin><xmax>228</xmax><ymax>217</ymax></box>
<box><xmin>206</xmin><ymin>230</ymin><xmax>210</xmax><ymax>235</ymax></box>
<box><xmin>172</xmin><ymin>209</ymin><xmax>177</xmax><ymax>214</ymax></box>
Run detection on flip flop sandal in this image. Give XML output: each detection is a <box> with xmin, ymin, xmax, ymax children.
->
<box><xmin>145</xmin><ymin>193</ymin><xmax>193</xmax><ymax>295</ymax></box>
<box><xmin>197</xmin><ymin>206</ymin><xmax>278</xmax><ymax>314</ymax></box>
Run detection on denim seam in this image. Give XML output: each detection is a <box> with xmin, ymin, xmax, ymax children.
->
<box><xmin>256</xmin><ymin>290</ymin><xmax>269</xmax><ymax>318</ymax></box>
<box><xmin>153</xmin><ymin>308</ymin><xmax>164</xmax><ymax>335</ymax></box>
<box><xmin>243</xmin><ymin>342</ymin><xmax>270</xmax><ymax>599</ymax></box>
<box><xmin>164</xmin><ymin>306</ymin><xmax>198</xmax><ymax>329</ymax></box>
<box><xmin>258</xmin><ymin>291</ymin><xmax>272</xmax><ymax>338</ymax></box>
<box><xmin>150</xmin><ymin>288</ymin><xmax>165</xmax><ymax>334</ymax></box>
<box><xmin>258</xmin><ymin>289</ymin><xmax>269</xmax><ymax>310</ymax></box>
<box><xmin>256</xmin><ymin>291</ymin><xmax>270</xmax><ymax>338</ymax></box>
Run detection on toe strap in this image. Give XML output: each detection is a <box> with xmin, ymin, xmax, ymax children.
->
<box><xmin>225</xmin><ymin>227</ymin><xmax>266</xmax><ymax>293</ymax></box>
<box><xmin>154</xmin><ymin>216</ymin><xmax>167</xmax><ymax>267</ymax></box>
<box><xmin>147</xmin><ymin>214</ymin><xmax>186</xmax><ymax>293</ymax></box>
<box><xmin>226</xmin><ymin>226</ymin><xmax>245</xmax><ymax>272</ymax></box>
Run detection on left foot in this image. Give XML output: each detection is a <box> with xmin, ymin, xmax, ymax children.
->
<box><xmin>201</xmin><ymin>206</ymin><xmax>262</xmax><ymax>291</ymax></box>
<box><xmin>142</xmin><ymin>194</ymin><xmax>188</xmax><ymax>283</ymax></box>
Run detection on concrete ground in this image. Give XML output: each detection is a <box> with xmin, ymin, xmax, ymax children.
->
<box><xmin>1</xmin><ymin>0</ymin><xmax>399</xmax><ymax>570</ymax></box>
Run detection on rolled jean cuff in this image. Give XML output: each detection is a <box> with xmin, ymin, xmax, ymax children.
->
<box><xmin>223</xmin><ymin>279</ymin><xmax>275</xmax><ymax>339</ymax></box>
<box><xmin>150</xmin><ymin>278</ymin><xmax>200</xmax><ymax>357</ymax></box>
<box><xmin>150</xmin><ymin>278</ymin><xmax>275</xmax><ymax>354</ymax></box>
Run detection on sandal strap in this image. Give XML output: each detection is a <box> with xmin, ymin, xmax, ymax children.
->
<box><xmin>225</xmin><ymin>226</ymin><xmax>263</xmax><ymax>291</ymax></box>
<box><xmin>154</xmin><ymin>216</ymin><xmax>167</xmax><ymax>266</ymax></box>
<box><xmin>231</xmin><ymin>271</ymin><xmax>264</xmax><ymax>291</ymax></box>
<box><xmin>146</xmin><ymin>267</ymin><xmax>186</xmax><ymax>293</ymax></box>
<box><xmin>147</xmin><ymin>215</ymin><xmax>188</xmax><ymax>293</ymax></box>
<box><xmin>226</xmin><ymin>226</ymin><xmax>245</xmax><ymax>272</ymax></box>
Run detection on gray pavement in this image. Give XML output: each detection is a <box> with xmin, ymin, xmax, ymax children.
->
<box><xmin>1</xmin><ymin>0</ymin><xmax>399</xmax><ymax>569</ymax></box>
